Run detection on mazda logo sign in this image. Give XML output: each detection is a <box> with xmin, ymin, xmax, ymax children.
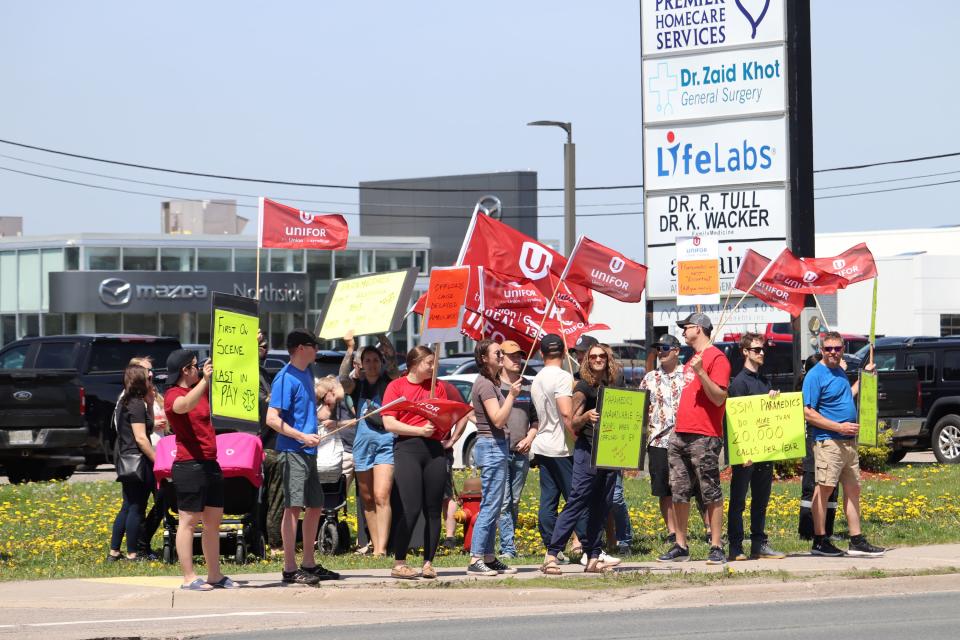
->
<box><xmin>99</xmin><ymin>278</ymin><xmax>132</xmax><ymax>307</ymax></box>
<box><xmin>473</xmin><ymin>195</ymin><xmax>502</xmax><ymax>221</ymax></box>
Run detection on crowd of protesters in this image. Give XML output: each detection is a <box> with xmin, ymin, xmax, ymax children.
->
<box><xmin>110</xmin><ymin>318</ymin><xmax>886</xmax><ymax>589</ymax></box>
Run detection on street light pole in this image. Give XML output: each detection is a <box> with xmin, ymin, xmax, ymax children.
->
<box><xmin>528</xmin><ymin>120</ymin><xmax>575</xmax><ymax>256</ymax></box>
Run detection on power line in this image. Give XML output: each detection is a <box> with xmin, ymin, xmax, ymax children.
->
<box><xmin>0</xmin><ymin>165</ymin><xmax>644</xmax><ymax>219</ymax></box>
<box><xmin>814</xmin><ymin>151</ymin><xmax>960</xmax><ymax>174</ymax></box>
<box><xmin>813</xmin><ymin>177</ymin><xmax>960</xmax><ymax>200</ymax></box>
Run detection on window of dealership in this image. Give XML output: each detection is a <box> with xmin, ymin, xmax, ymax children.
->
<box><xmin>0</xmin><ymin>234</ymin><xmax>430</xmax><ymax>351</ymax></box>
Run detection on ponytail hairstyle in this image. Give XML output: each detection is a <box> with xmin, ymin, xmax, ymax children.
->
<box><xmin>473</xmin><ymin>339</ymin><xmax>500</xmax><ymax>384</ymax></box>
<box><xmin>122</xmin><ymin>364</ymin><xmax>150</xmax><ymax>408</ymax></box>
<box><xmin>405</xmin><ymin>344</ymin><xmax>434</xmax><ymax>372</ymax></box>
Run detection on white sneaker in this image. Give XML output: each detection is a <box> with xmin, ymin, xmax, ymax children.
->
<box><xmin>579</xmin><ymin>551</ymin><xmax>622</xmax><ymax>566</ymax></box>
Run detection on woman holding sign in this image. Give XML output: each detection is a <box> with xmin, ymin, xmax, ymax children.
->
<box><xmin>465</xmin><ymin>340</ymin><xmax>522</xmax><ymax>577</ymax></box>
<box><xmin>382</xmin><ymin>346</ymin><xmax>452</xmax><ymax>580</ymax></box>
<box><xmin>542</xmin><ymin>343</ymin><xmax>622</xmax><ymax>575</ymax></box>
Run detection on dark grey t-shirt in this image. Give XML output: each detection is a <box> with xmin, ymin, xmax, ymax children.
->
<box><xmin>471</xmin><ymin>375</ymin><xmax>506</xmax><ymax>440</ymax></box>
<box><xmin>501</xmin><ymin>378</ymin><xmax>538</xmax><ymax>451</ymax></box>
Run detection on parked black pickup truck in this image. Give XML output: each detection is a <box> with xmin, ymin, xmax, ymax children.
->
<box><xmin>854</xmin><ymin>336</ymin><xmax>960</xmax><ymax>463</ymax></box>
<box><xmin>0</xmin><ymin>335</ymin><xmax>182</xmax><ymax>482</ymax></box>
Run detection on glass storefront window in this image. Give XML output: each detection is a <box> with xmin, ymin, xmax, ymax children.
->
<box><xmin>42</xmin><ymin>313</ymin><xmax>63</xmax><ymax>336</ymax></box>
<box><xmin>196</xmin><ymin>312</ymin><xmax>211</xmax><ymax>345</ymax></box>
<box><xmin>64</xmin><ymin>313</ymin><xmax>78</xmax><ymax>335</ymax></box>
<box><xmin>159</xmin><ymin>313</ymin><xmax>182</xmax><ymax>339</ymax></box>
<box><xmin>124</xmin><ymin>313</ymin><xmax>159</xmax><ymax>336</ymax></box>
<box><xmin>122</xmin><ymin>248</ymin><xmax>158</xmax><ymax>271</ymax></box>
<box><xmin>20</xmin><ymin>314</ymin><xmax>39</xmax><ymax>339</ymax></box>
<box><xmin>306</xmin><ymin>251</ymin><xmax>331</xmax><ymax>309</ymax></box>
<box><xmin>18</xmin><ymin>251</ymin><xmax>40</xmax><ymax>311</ymax></box>
<box><xmin>335</xmin><ymin>250</ymin><xmax>359</xmax><ymax>279</ymax></box>
<box><xmin>161</xmin><ymin>248</ymin><xmax>195</xmax><ymax>271</ymax></box>
<box><xmin>414</xmin><ymin>250</ymin><xmax>429</xmax><ymax>274</ymax></box>
<box><xmin>0</xmin><ymin>251</ymin><xmax>16</xmax><ymax>313</ymax></box>
<box><xmin>269</xmin><ymin>249</ymin><xmax>304</xmax><ymax>272</ymax></box>
<box><xmin>94</xmin><ymin>313</ymin><xmax>121</xmax><ymax>334</ymax></box>
<box><xmin>234</xmin><ymin>249</ymin><xmax>257</xmax><ymax>272</ymax></box>
<box><xmin>269</xmin><ymin>313</ymin><xmax>287</xmax><ymax>351</ymax></box>
<box><xmin>65</xmin><ymin>246</ymin><xmax>79</xmax><ymax>270</ymax></box>
<box><xmin>359</xmin><ymin>250</ymin><xmax>374</xmax><ymax>274</ymax></box>
<box><xmin>197</xmin><ymin>249</ymin><xmax>231</xmax><ymax>271</ymax></box>
<box><xmin>86</xmin><ymin>247</ymin><xmax>120</xmax><ymax>270</ymax></box>
<box><xmin>1</xmin><ymin>315</ymin><xmax>16</xmax><ymax>345</ymax></box>
<box><xmin>41</xmin><ymin>248</ymin><xmax>64</xmax><ymax>310</ymax></box>
<box><xmin>375</xmin><ymin>250</ymin><xmax>413</xmax><ymax>273</ymax></box>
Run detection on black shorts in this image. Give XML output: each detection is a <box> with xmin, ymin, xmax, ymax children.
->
<box><xmin>172</xmin><ymin>460</ymin><xmax>225</xmax><ymax>512</ymax></box>
<box><xmin>648</xmin><ymin>446</ymin><xmax>671</xmax><ymax>497</ymax></box>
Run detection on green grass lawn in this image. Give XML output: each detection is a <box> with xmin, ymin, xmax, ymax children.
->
<box><xmin>1</xmin><ymin>461</ymin><xmax>958</xmax><ymax>581</ymax></box>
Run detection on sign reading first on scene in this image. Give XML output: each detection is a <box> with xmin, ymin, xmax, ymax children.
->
<box><xmin>641</xmin><ymin>0</ymin><xmax>785</xmax><ymax>56</ymax></box>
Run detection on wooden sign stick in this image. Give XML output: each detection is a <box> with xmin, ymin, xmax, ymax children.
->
<box><xmin>317</xmin><ymin>396</ymin><xmax>407</xmax><ymax>442</ymax></box>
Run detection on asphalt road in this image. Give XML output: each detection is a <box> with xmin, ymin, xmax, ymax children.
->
<box><xmin>204</xmin><ymin>591</ymin><xmax>960</xmax><ymax>640</ymax></box>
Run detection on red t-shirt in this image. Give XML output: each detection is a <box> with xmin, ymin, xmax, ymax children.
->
<box><xmin>676</xmin><ymin>345</ymin><xmax>732</xmax><ymax>438</ymax></box>
<box><xmin>164</xmin><ymin>386</ymin><xmax>217</xmax><ymax>462</ymax></box>
<box><xmin>382</xmin><ymin>376</ymin><xmax>449</xmax><ymax>440</ymax></box>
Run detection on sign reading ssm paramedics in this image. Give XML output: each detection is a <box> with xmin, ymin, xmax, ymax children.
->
<box><xmin>643</xmin><ymin>117</ymin><xmax>787</xmax><ymax>192</ymax></box>
<box><xmin>642</xmin><ymin>45</ymin><xmax>786</xmax><ymax>124</ymax></box>
<box><xmin>315</xmin><ymin>268</ymin><xmax>418</xmax><ymax>340</ymax></box>
<box><xmin>641</xmin><ymin>0</ymin><xmax>785</xmax><ymax>56</ymax></box>
<box><xmin>725</xmin><ymin>392</ymin><xmax>805</xmax><ymax>465</ymax></box>
<box><xmin>645</xmin><ymin>187</ymin><xmax>787</xmax><ymax>299</ymax></box>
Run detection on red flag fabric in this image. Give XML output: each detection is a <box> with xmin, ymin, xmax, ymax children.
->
<box><xmin>733</xmin><ymin>249</ymin><xmax>806</xmax><ymax>317</ymax></box>
<box><xmin>765</xmin><ymin>248</ymin><xmax>848</xmax><ymax>294</ymax></box>
<box><xmin>457</xmin><ymin>212</ymin><xmax>594</xmax><ymax>315</ymax></box>
<box><xmin>388</xmin><ymin>398</ymin><xmax>472</xmax><ymax>441</ymax></box>
<box><xmin>803</xmin><ymin>242</ymin><xmax>878</xmax><ymax>285</ymax></box>
<box><xmin>461</xmin><ymin>307</ymin><xmax>609</xmax><ymax>352</ymax></box>
<box><xmin>258</xmin><ymin>197</ymin><xmax>349</xmax><ymax>250</ymax></box>
<box><xmin>561</xmin><ymin>236</ymin><xmax>647</xmax><ymax>303</ymax></box>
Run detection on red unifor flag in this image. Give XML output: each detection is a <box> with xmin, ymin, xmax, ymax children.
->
<box><xmin>258</xmin><ymin>197</ymin><xmax>349</xmax><ymax>250</ymax></box>
<box><xmin>733</xmin><ymin>249</ymin><xmax>806</xmax><ymax>317</ymax></box>
<box><xmin>560</xmin><ymin>236</ymin><xmax>647</xmax><ymax>303</ymax></box>
<box><xmin>456</xmin><ymin>211</ymin><xmax>594</xmax><ymax>315</ymax></box>
<box><xmin>388</xmin><ymin>398</ymin><xmax>473</xmax><ymax>441</ymax></box>
<box><xmin>803</xmin><ymin>242</ymin><xmax>878</xmax><ymax>285</ymax></box>
<box><xmin>765</xmin><ymin>248</ymin><xmax>848</xmax><ymax>294</ymax></box>
<box><xmin>461</xmin><ymin>305</ymin><xmax>609</xmax><ymax>353</ymax></box>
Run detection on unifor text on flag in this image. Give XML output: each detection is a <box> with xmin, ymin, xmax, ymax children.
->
<box><xmin>258</xmin><ymin>197</ymin><xmax>349</xmax><ymax>250</ymax></box>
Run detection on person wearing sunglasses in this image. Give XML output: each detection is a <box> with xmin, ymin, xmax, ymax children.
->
<box><xmin>467</xmin><ymin>340</ymin><xmax>522</xmax><ymax>576</ymax></box>
<box><xmin>802</xmin><ymin>332</ymin><xmax>884</xmax><ymax>557</ymax></box>
<box><xmin>660</xmin><ymin>312</ymin><xmax>731</xmax><ymax>565</ymax></box>
<box><xmin>726</xmin><ymin>333</ymin><xmax>785</xmax><ymax>562</ymax></box>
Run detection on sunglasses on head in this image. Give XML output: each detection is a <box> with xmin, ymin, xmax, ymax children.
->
<box><xmin>822</xmin><ymin>346</ymin><xmax>843</xmax><ymax>353</ymax></box>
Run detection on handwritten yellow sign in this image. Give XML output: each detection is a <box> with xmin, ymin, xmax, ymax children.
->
<box><xmin>858</xmin><ymin>371</ymin><xmax>879</xmax><ymax>447</ymax></box>
<box><xmin>210</xmin><ymin>308</ymin><xmax>259</xmax><ymax>423</ymax></box>
<box><xmin>593</xmin><ymin>388</ymin><xmax>648</xmax><ymax>470</ymax></box>
<box><xmin>316</xmin><ymin>268</ymin><xmax>417</xmax><ymax>339</ymax></box>
<box><xmin>725</xmin><ymin>392</ymin><xmax>806</xmax><ymax>465</ymax></box>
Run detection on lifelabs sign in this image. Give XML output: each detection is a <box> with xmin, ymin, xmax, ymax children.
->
<box><xmin>640</xmin><ymin>0</ymin><xmax>789</xmax><ymax>303</ymax></box>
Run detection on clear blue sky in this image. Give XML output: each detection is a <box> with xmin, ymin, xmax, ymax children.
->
<box><xmin>0</xmin><ymin>1</ymin><xmax>957</xmax><ymax>262</ymax></box>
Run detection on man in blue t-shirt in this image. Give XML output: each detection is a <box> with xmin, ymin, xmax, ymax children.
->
<box><xmin>802</xmin><ymin>331</ymin><xmax>883</xmax><ymax>558</ymax></box>
<box><xmin>266</xmin><ymin>329</ymin><xmax>339</xmax><ymax>585</ymax></box>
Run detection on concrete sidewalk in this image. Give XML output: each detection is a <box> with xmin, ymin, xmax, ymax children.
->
<box><xmin>0</xmin><ymin>544</ymin><xmax>958</xmax><ymax>640</ymax></box>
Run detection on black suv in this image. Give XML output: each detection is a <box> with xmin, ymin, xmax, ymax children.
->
<box><xmin>854</xmin><ymin>336</ymin><xmax>960</xmax><ymax>463</ymax></box>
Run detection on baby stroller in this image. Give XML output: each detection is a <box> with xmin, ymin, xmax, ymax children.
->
<box><xmin>315</xmin><ymin>424</ymin><xmax>351</xmax><ymax>555</ymax></box>
<box><xmin>153</xmin><ymin>432</ymin><xmax>266</xmax><ymax>565</ymax></box>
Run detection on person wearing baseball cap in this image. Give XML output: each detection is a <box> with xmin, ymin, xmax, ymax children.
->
<box><xmin>266</xmin><ymin>328</ymin><xmax>340</xmax><ymax>584</ymax></box>
<box><xmin>531</xmin><ymin>334</ymin><xmax>587</xmax><ymax>572</ymax></box>
<box><xmin>163</xmin><ymin>349</ymin><xmax>235</xmax><ymax>590</ymax></box>
<box><xmin>658</xmin><ymin>312</ymin><xmax>731</xmax><ymax>565</ymax></box>
<box><xmin>496</xmin><ymin>340</ymin><xmax>540</xmax><ymax>559</ymax></box>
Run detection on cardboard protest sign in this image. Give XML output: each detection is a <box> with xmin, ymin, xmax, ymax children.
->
<box><xmin>725</xmin><ymin>392</ymin><xmax>805</xmax><ymax>465</ymax></box>
<box><xmin>210</xmin><ymin>292</ymin><xmax>260</xmax><ymax>433</ymax></box>
<box><xmin>858</xmin><ymin>371</ymin><xmax>879</xmax><ymax>447</ymax></box>
<box><xmin>591</xmin><ymin>387</ymin><xmax>649</xmax><ymax>470</ymax></box>
<box><xmin>676</xmin><ymin>235</ymin><xmax>719</xmax><ymax>305</ymax></box>
<box><xmin>421</xmin><ymin>266</ymin><xmax>470</xmax><ymax>344</ymax></box>
<box><xmin>315</xmin><ymin>267</ymin><xmax>418</xmax><ymax>339</ymax></box>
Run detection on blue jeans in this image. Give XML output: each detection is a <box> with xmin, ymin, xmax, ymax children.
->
<box><xmin>546</xmin><ymin>438</ymin><xmax>617</xmax><ymax>559</ymax></box>
<box><xmin>470</xmin><ymin>437</ymin><xmax>509</xmax><ymax>557</ymax></box>
<box><xmin>612</xmin><ymin>472</ymin><xmax>633</xmax><ymax>545</ymax></box>
<box><xmin>534</xmin><ymin>453</ymin><xmax>587</xmax><ymax>549</ymax></box>
<box><xmin>497</xmin><ymin>451</ymin><xmax>531</xmax><ymax>556</ymax></box>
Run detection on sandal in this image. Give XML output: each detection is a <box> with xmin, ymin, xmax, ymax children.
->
<box><xmin>207</xmin><ymin>576</ymin><xmax>239</xmax><ymax>589</ymax></box>
<box><xmin>390</xmin><ymin>565</ymin><xmax>421</xmax><ymax>580</ymax></box>
<box><xmin>420</xmin><ymin>565</ymin><xmax>437</xmax><ymax>580</ymax></box>
<box><xmin>584</xmin><ymin>562</ymin><xmax>614</xmax><ymax>574</ymax></box>
<box><xmin>354</xmin><ymin>543</ymin><xmax>373</xmax><ymax>556</ymax></box>
<box><xmin>180</xmin><ymin>578</ymin><xmax>214</xmax><ymax>591</ymax></box>
<box><xmin>539</xmin><ymin>560</ymin><xmax>562</xmax><ymax>576</ymax></box>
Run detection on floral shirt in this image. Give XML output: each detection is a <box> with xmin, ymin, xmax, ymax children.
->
<box><xmin>640</xmin><ymin>367</ymin><xmax>686</xmax><ymax>448</ymax></box>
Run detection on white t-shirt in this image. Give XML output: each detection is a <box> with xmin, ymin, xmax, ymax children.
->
<box><xmin>531</xmin><ymin>365</ymin><xmax>574</xmax><ymax>458</ymax></box>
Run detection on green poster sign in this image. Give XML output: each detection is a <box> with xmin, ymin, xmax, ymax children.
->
<box><xmin>592</xmin><ymin>387</ymin><xmax>648</xmax><ymax>470</ymax></box>
<box><xmin>858</xmin><ymin>371</ymin><xmax>879</xmax><ymax>447</ymax></box>
<box><xmin>210</xmin><ymin>307</ymin><xmax>260</xmax><ymax>425</ymax></box>
<box><xmin>725</xmin><ymin>392</ymin><xmax>806</xmax><ymax>465</ymax></box>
